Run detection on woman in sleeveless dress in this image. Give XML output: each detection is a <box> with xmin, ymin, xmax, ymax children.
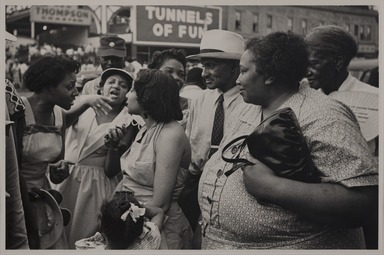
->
<box><xmin>105</xmin><ymin>69</ymin><xmax>193</xmax><ymax>249</ymax></box>
<box><xmin>20</xmin><ymin>56</ymin><xmax>113</xmax><ymax>249</ymax></box>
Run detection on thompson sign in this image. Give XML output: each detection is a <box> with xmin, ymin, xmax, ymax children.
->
<box><xmin>133</xmin><ymin>5</ymin><xmax>222</xmax><ymax>46</ymax></box>
<box><xmin>30</xmin><ymin>6</ymin><xmax>92</xmax><ymax>26</ymax></box>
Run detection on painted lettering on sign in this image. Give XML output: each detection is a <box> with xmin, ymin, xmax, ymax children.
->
<box><xmin>135</xmin><ymin>5</ymin><xmax>221</xmax><ymax>46</ymax></box>
<box><xmin>30</xmin><ymin>6</ymin><xmax>92</xmax><ymax>26</ymax></box>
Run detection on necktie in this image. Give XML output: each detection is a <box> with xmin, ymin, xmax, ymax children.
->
<box><xmin>209</xmin><ymin>94</ymin><xmax>224</xmax><ymax>158</ymax></box>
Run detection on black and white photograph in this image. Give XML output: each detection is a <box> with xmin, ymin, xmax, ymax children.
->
<box><xmin>2</xmin><ymin>1</ymin><xmax>382</xmax><ymax>254</ymax></box>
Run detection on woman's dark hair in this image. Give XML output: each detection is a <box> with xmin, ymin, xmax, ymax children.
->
<box><xmin>99</xmin><ymin>191</ymin><xmax>144</xmax><ymax>249</ymax></box>
<box><xmin>134</xmin><ymin>69</ymin><xmax>183</xmax><ymax>123</ymax></box>
<box><xmin>147</xmin><ymin>48</ymin><xmax>187</xmax><ymax>70</ymax></box>
<box><xmin>23</xmin><ymin>55</ymin><xmax>80</xmax><ymax>93</ymax></box>
<box><xmin>245</xmin><ymin>32</ymin><xmax>309</xmax><ymax>87</ymax></box>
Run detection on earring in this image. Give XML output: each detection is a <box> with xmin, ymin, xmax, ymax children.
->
<box><xmin>97</xmin><ymin>89</ymin><xmax>101</xmax><ymax>95</ymax></box>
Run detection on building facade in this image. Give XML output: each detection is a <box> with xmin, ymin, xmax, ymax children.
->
<box><xmin>6</xmin><ymin>5</ymin><xmax>379</xmax><ymax>63</ymax></box>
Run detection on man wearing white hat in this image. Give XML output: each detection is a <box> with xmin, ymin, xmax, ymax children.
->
<box><xmin>179</xmin><ymin>29</ymin><xmax>246</xmax><ymax>247</ymax></box>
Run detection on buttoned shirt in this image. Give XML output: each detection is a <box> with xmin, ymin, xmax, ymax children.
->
<box><xmin>186</xmin><ymin>86</ymin><xmax>246</xmax><ymax>175</ymax></box>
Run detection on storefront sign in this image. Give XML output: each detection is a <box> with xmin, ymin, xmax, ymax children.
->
<box><xmin>30</xmin><ymin>6</ymin><xmax>92</xmax><ymax>26</ymax></box>
<box><xmin>133</xmin><ymin>5</ymin><xmax>222</xmax><ymax>46</ymax></box>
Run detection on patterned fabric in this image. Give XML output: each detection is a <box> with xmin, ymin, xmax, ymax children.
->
<box><xmin>209</xmin><ymin>94</ymin><xmax>224</xmax><ymax>157</ymax></box>
<box><xmin>198</xmin><ymin>85</ymin><xmax>378</xmax><ymax>249</ymax></box>
<box><xmin>185</xmin><ymin>86</ymin><xmax>247</xmax><ymax>175</ymax></box>
<box><xmin>5</xmin><ymin>79</ymin><xmax>25</xmax><ymax>116</ymax></box>
<box><xmin>75</xmin><ymin>221</ymin><xmax>161</xmax><ymax>250</ymax></box>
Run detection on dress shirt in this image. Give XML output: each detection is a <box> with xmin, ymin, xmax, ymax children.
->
<box><xmin>185</xmin><ymin>85</ymin><xmax>246</xmax><ymax>175</ymax></box>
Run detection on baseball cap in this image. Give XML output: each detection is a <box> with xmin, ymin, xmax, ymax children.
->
<box><xmin>97</xmin><ymin>34</ymin><xmax>126</xmax><ymax>58</ymax></box>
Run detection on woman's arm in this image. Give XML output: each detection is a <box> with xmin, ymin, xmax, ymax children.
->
<box><xmin>65</xmin><ymin>95</ymin><xmax>113</xmax><ymax>127</ymax></box>
<box><xmin>104</xmin><ymin>126</ymin><xmax>126</xmax><ymax>178</ymax></box>
<box><xmin>144</xmin><ymin>205</ymin><xmax>165</xmax><ymax>232</ymax></box>
<box><xmin>147</xmin><ymin>123</ymin><xmax>186</xmax><ymax>213</ymax></box>
<box><xmin>242</xmin><ymin>161</ymin><xmax>378</xmax><ymax>228</ymax></box>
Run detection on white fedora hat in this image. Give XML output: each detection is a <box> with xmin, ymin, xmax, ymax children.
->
<box><xmin>187</xmin><ymin>29</ymin><xmax>244</xmax><ymax>60</ymax></box>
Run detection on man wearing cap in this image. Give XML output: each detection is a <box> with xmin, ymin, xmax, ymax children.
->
<box><xmin>81</xmin><ymin>34</ymin><xmax>126</xmax><ymax>95</ymax></box>
<box><xmin>179</xmin><ymin>29</ymin><xmax>247</xmax><ymax>247</ymax></box>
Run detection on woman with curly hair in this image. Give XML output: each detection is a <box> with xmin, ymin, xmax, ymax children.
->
<box><xmin>20</xmin><ymin>55</ymin><xmax>112</xmax><ymax>249</ymax></box>
<box><xmin>105</xmin><ymin>69</ymin><xmax>193</xmax><ymax>249</ymax></box>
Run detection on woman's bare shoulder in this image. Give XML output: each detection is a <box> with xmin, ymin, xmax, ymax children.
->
<box><xmin>157</xmin><ymin>121</ymin><xmax>187</xmax><ymax>144</ymax></box>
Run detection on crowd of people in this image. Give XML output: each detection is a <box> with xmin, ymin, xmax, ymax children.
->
<box><xmin>5</xmin><ymin>25</ymin><xmax>378</xmax><ymax>251</ymax></box>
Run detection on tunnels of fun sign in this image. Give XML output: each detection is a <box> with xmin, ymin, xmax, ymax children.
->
<box><xmin>133</xmin><ymin>5</ymin><xmax>222</xmax><ymax>46</ymax></box>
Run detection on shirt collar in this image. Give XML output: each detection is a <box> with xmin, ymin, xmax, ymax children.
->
<box><xmin>338</xmin><ymin>73</ymin><xmax>354</xmax><ymax>91</ymax></box>
<box><xmin>215</xmin><ymin>86</ymin><xmax>240</xmax><ymax>108</ymax></box>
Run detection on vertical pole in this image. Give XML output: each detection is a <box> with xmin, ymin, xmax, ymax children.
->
<box><xmin>31</xmin><ymin>21</ymin><xmax>35</xmax><ymax>39</ymax></box>
<box><xmin>101</xmin><ymin>5</ymin><xmax>107</xmax><ymax>34</ymax></box>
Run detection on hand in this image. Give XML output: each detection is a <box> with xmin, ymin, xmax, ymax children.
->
<box><xmin>104</xmin><ymin>124</ymin><xmax>129</xmax><ymax>150</ymax></box>
<box><xmin>83</xmin><ymin>95</ymin><xmax>113</xmax><ymax>116</ymax></box>
<box><xmin>242</xmin><ymin>159</ymin><xmax>278</xmax><ymax>199</ymax></box>
<box><xmin>49</xmin><ymin>160</ymin><xmax>73</xmax><ymax>184</ymax></box>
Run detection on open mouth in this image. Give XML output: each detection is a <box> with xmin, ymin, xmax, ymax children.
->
<box><xmin>109</xmin><ymin>90</ymin><xmax>119</xmax><ymax>98</ymax></box>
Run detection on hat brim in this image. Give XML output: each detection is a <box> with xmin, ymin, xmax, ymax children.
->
<box><xmin>101</xmin><ymin>68</ymin><xmax>134</xmax><ymax>83</ymax></box>
<box><xmin>97</xmin><ymin>49</ymin><xmax>126</xmax><ymax>58</ymax></box>
<box><xmin>186</xmin><ymin>52</ymin><xmax>242</xmax><ymax>60</ymax></box>
<box><xmin>33</xmin><ymin>189</ymin><xmax>64</xmax><ymax>249</ymax></box>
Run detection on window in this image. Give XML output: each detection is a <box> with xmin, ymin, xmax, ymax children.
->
<box><xmin>267</xmin><ymin>15</ymin><xmax>273</xmax><ymax>28</ymax></box>
<box><xmin>235</xmin><ymin>11</ymin><xmax>241</xmax><ymax>30</ymax></box>
<box><xmin>365</xmin><ymin>25</ymin><xmax>372</xmax><ymax>40</ymax></box>
<box><xmin>267</xmin><ymin>15</ymin><xmax>272</xmax><ymax>34</ymax></box>
<box><xmin>253</xmin><ymin>13</ymin><xmax>259</xmax><ymax>33</ymax></box>
<box><xmin>301</xmin><ymin>19</ymin><xmax>307</xmax><ymax>35</ymax></box>
<box><xmin>359</xmin><ymin>25</ymin><xmax>364</xmax><ymax>40</ymax></box>
<box><xmin>354</xmin><ymin>25</ymin><xmax>359</xmax><ymax>36</ymax></box>
<box><xmin>108</xmin><ymin>8</ymin><xmax>131</xmax><ymax>34</ymax></box>
<box><xmin>345</xmin><ymin>24</ymin><xmax>350</xmax><ymax>32</ymax></box>
<box><xmin>287</xmin><ymin>17</ymin><xmax>293</xmax><ymax>32</ymax></box>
